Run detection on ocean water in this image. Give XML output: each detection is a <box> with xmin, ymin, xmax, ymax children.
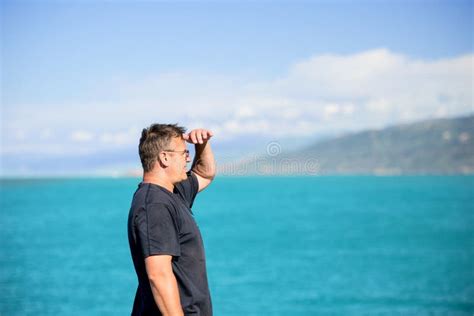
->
<box><xmin>0</xmin><ymin>176</ymin><xmax>473</xmax><ymax>315</ymax></box>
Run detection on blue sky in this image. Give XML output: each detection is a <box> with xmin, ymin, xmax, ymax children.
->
<box><xmin>1</xmin><ymin>0</ymin><xmax>473</xmax><ymax>176</ymax></box>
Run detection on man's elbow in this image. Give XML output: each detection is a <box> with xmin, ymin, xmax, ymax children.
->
<box><xmin>148</xmin><ymin>267</ymin><xmax>174</xmax><ymax>283</ymax></box>
<box><xmin>193</xmin><ymin>165</ymin><xmax>216</xmax><ymax>180</ymax></box>
<box><xmin>206</xmin><ymin>169</ymin><xmax>217</xmax><ymax>180</ymax></box>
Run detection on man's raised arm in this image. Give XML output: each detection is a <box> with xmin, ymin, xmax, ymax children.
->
<box><xmin>183</xmin><ymin>129</ymin><xmax>216</xmax><ymax>192</ymax></box>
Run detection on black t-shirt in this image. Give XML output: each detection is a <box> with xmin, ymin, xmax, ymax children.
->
<box><xmin>127</xmin><ymin>171</ymin><xmax>212</xmax><ymax>316</ymax></box>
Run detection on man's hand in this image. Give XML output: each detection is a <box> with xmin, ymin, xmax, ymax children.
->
<box><xmin>183</xmin><ymin>129</ymin><xmax>214</xmax><ymax>145</ymax></box>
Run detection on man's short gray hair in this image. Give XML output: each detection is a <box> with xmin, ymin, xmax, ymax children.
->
<box><xmin>139</xmin><ymin>123</ymin><xmax>186</xmax><ymax>172</ymax></box>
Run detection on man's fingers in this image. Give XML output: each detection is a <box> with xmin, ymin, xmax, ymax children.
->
<box><xmin>190</xmin><ymin>131</ymin><xmax>198</xmax><ymax>144</ymax></box>
<box><xmin>201</xmin><ymin>130</ymin><xmax>213</xmax><ymax>140</ymax></box>
<box><xmin>186</xmin><ymin>129</ymin><xmax>213</xmax><ymax>144</ymax></box>
<box><xmin>196</xmin><ymin>131</ymin><xmax>204</xmax><ymax>144</ymax></box>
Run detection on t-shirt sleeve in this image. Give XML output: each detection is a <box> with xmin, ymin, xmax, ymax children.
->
<box><xmin>175</xmin><ymin>170</ymin><xmax>199</xmax><ymax>208</ymax></box>
<box><xmin>135</xmin><ymin>203</ymin><xmax>181</xmax><ymax>258</ymax></box>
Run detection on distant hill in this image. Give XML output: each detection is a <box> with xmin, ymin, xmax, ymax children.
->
<box><xmin>221</xmin><ymin>114</ymin><xmax>474</xmax><ymax>175</ymax></box>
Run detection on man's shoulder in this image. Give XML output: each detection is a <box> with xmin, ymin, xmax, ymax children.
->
<box><xmin>129</xmin><ymin>186</ymin><xmax>180</xmax><ymax>224</ymax></box>
<box><xmin>132</xmin><ymin>183</ymin><xmax>175</xmax><ymax>209</ymax></box>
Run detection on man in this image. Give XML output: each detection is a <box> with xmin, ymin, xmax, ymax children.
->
<box><xmin>127</xmin><ymin>123</ymin><xmax>216</xmax><ymax>316</ymax></box>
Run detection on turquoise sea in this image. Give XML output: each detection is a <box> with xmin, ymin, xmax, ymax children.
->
<box><xmin>1</xmin><ymin>176</ymin><xmax>473</xmax><ymax>315</ymax></box>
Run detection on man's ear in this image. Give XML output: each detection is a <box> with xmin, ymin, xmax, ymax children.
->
<box><xmin>157</xmin><ymin>152</ymin><xmax>171</xmax><ymax>167</ymax></box>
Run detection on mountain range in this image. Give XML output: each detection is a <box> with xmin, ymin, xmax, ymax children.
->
<box><xmin>219</xmin><ymin>114</ymin><xmax>474</xmax><ymax>175</ymax></box>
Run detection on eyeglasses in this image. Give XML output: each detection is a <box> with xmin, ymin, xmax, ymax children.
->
<box><xmin>163</xmin><ymin>149</ymin><xmax>190</xmax><ymax>158</ymax></box>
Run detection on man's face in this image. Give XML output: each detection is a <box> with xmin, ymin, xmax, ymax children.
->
<box><xmin>166</xmin><ymin>136</ymin><xmax>191</xmax><ymax>182</ymax></box>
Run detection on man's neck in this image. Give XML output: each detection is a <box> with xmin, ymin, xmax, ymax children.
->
<box><xmin>142</xmin><ymin>172</ymin><xmax>174</xmax><ymax>192</ymax></box>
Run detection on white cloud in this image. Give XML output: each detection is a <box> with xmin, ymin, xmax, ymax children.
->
<box><xmin>206</xmin><ymin>49</ymin><xmax>471</xmax><ymax>136</ymax></box>
<box><xmin>341</xmin><ymin>103</ymin><xmax>355</xmax><ymax>115</ymax></box>
<box><xmin>323</xmin><ymin>103</ymin><xmax>341</xmax><ymax>118</ymax></box>
<box><xmin>2</xmin><ymin>48</ymin><xmax>473</xmax><ymax>155</ymax></box>
<box><xmin>99</xmin><ymin>127</ymin><xmax>140</xmax><ymax>146</ymax></box>
<box><xmin>39</xmin><ymin>128</ymin><xmax>53</xmax><ymax>140</ymax></box>
<box><xmin>1</xmin><ymin>143</ymin><xmax>95</xmax><ymax>155</ymax></box>
<box><xmin>365</xmin><ymin>98</ymin><xmax>391</xmax><ymax>112</ymax></box>
<box><xmin>14</xmin><ymin>130</ymin><xmax>27</xmax><ymax>141</ymax></box>
<box><xmin>71</xmin><ymin>130</ymin><xmax>94</xmax><ymax>142</ymax></box>
<box><xmin>235</xmin><ymin>106</ymin><xmax>256</xmax><ymax>119</ymax></box>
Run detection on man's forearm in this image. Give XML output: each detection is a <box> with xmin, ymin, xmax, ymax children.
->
<box><xmin>191</xmin><ymin>142</ymin><xmax>216</xmax><ymax>179</ymax></box>
<box><xmin>149</xmin><ymin>273</ymin><xmax>184</xmax><ymax>316</ymax></box>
